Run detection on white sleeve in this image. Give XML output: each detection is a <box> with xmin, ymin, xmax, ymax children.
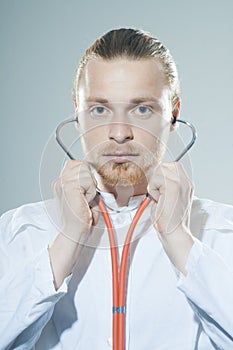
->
<box><xmin>0</xmin><ymin>246</ymin><xmax>70</xmax><ymax>349</ymax></box>
<box><xmin>0</xmin><ymin>209</ymin><xmax>69</xmax><ymax>349</ymax></box>
<box><xmin>176</xmin><ymin>238</ymin><xmax>233</xmax><ymax>349</ymax></box>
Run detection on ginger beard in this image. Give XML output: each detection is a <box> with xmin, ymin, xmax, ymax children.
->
<box><xmin>85</xmin><ymin>139</ymin><xmax>166</xmax><ymax>187</ymax></box>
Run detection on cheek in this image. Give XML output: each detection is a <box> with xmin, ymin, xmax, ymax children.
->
<box><xmin>135</xmin><ymin>121</ymin><xmax>171</xmax><ymax>147</ymax></box>
<box><xmin>81</xmin><ymin>127</ymin><xmax>107</xmax><ymax>152</ymax></box>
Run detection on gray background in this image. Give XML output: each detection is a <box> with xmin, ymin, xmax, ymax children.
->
<box><xmin>1</xmin><ymin>0</ymin><xmax>233</xmax><ymax>215</ymax></box>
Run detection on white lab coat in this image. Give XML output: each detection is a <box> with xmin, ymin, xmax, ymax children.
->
<box><xmin>0</xmin><ymin>194</ymin><xmax>233</xmax><ymax>350</ymax></box>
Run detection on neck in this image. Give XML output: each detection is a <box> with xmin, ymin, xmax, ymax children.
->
<box><xmin>96</xmin><ymin>175</ymin><xmax>148</xmax><ymax>207</ymax></box>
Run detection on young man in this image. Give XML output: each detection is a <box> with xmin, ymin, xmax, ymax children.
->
<box><xmin>0</xmin><ymin>28</ymin><xmax>233</xmax><ymax>349</ymax></box>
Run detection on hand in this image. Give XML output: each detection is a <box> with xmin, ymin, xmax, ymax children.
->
<box><xmin>52</xmin><ymin>160</ymin><xmax>99</xmax><ymax>244</ymax></box>
<box><xmin>147</xmin><ymin>162</ymin><xmax>194</xmax><ymax>236</ymax></box>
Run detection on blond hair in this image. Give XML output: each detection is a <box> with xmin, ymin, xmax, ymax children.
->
<box><xmin>73</xmin><ymin>28</ymin><xmax>180</xmax><ymax>108</ymax></box>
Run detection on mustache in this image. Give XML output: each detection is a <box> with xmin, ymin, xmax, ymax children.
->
<box><xmin>96</xmin><ymin>143</ymin><xmax>145</xmax><ymax>155</ymax></box>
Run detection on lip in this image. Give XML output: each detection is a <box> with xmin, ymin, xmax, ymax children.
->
<box><xmin>102</xmin><ymin>153</ymin><xmax>139</xmax><ymax>163</ymax></box>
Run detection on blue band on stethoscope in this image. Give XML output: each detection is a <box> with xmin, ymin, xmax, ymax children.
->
<box><xmin>113</xmin><ymin>306</ymin><xmax>126</xmax><ymax>314</ymax></box>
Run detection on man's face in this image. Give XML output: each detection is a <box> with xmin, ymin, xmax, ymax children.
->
<box><xmin>76</xmin><ymin>58</ymin><xmax>175</xmax><ymax>187</ymax></box>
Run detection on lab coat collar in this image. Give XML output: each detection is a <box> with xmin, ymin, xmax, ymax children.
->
<box><xmin>7</xmin><ymin>195</ymin><xmax>233</xmax><ymax>243</ymax></box>
<box><xmin>99</xmin><ymin>191</ymin><xmax>147</xmax><ymax>212</ymax></box>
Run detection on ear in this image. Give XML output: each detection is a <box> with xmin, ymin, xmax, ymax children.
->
<box><xmin>170</xmin><ymin>100</ymin><xmax>181</xmax><ymax>132</ymax></box>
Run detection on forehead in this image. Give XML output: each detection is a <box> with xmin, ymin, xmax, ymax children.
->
<box><xmin>78</xmin><ymin>58</ymin><xmax>169</xmax><ymax>103</ymax></box>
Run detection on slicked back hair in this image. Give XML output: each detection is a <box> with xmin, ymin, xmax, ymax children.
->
<box><xmin>73</xmin><ymin>28</ymin><xmax>180</xmax><ymax>108</ymax></box>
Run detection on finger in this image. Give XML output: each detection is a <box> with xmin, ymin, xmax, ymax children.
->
<box><xmin>148</xmin><ymin>189</ymin><xmax>160</xmax><ymax>203</ymax></box>
<box><xmin>61</xmin><ymin>159</ymin><xmax>83</xmax><ymax>170</ymax></box>
<box><xmin>148</xmin><ymin>163</ymin><xmax>179</xmax><ymax>233</ymax></box>
<box><xmin>60</xmin><ymin>162</ymin><xmax>97</xmax><ymax>204</ymax></box>
<box><xmin>52</xmin><ymin>178</ymin><xmax>62</xmax><ymax>199</ymax></box>
<box><xmin>91</xmin><ymin>204</ymin><xmax>101</xmax><ymax>226</ymax></box>
<box><xmin>147</xmin><ymin>164</ymin><xmax>166</xmax><ymax>202</ymax></box>
<box><xmin>77</xmin><ymin>164</ymin><xmax>98</xmax><ymax>203</ymax></box>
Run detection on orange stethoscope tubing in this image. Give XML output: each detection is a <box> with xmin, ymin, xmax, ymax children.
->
<box><xmin>98</xmin><ymin>193</ymin><xmax>152</xmax><ymax>350</ymax></box>
<box><xmin>55</xmin><ymin>115</ymin><xmax>197</xmax><ymax>349</ymax></box>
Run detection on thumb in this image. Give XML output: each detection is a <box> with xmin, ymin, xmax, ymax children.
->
<box><xmin>91</xmin><ymin>205</ymin><xmax>101</xmax><ymax>226</ymax></box>
<box><xmin>147</xmin><ymin>187</ymin><xmax>160</xmax><ymax>203</ymax></box>
<box><xmin>150</xmin><ymin>201</ymin><xmax>159</xmax><ymax>231</ymax></box>
<box><xmin>89</xmin><ymin>194</ymin><xmax>101</xmax><ymax>226</ymax></box>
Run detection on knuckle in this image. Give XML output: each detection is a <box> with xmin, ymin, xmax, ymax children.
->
<box><xmin>189</xmin><ymin>181</ymin><xmax>195</xmax><ymax>190</ymax></box>
<box><xmin>52</xmin><ymin>178</ymin><xmax>61</xmax><ymax>193</ymax></box>
<box><xmin>86</xmin><ymin>176</ymin><xmax>97</xmax><ymax>189</ymax></box>
<box><xmin>51</xmin><ymin>178</ymin><xmax>58</xmax><ymax>189</ymax></box>
<box><xmin>61</xmin><ymin>160</ymin><xmax>83</xmax><ymax>175</ymax></box>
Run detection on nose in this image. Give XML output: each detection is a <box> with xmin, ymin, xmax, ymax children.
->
<box><xmin>108</xmin><ymin>122</ymin><xmax>134</xmax><ymax>143</ymax></box>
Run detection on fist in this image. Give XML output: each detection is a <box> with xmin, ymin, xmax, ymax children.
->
<box><xmin>52</xmin><ymin>160</ymin><xmax>99</xmax><ymax>243</ymax></box>
<box><xmin>147</xmin><ymin>162</ymin><xmax>194</xmax><ymax>235</ymax></box>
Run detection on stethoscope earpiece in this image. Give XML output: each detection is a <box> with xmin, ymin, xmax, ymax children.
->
<box><xmin>55</xmin><ymin>115</ymin><xmax>197</xmax><ymax>162</ymax></box>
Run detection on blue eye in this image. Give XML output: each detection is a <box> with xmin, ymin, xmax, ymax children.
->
<box><xmin>134</xmin><ymin>105</ymin><xmax>152</xmax><ymax>116</ymax></box>
<box><xmin>138</xmin><ymin>106</ymin><xmax>149</xmax><ymax>114</ymax></box>
<box><xmin>90</xmin><ymin>106</ymin><xmax>110</xmax><ymax>118</ymax></box>
<box><xmin>93</xmin><ymin>106</ymin><xmax>105</xmax><ymax>114</ymax></box>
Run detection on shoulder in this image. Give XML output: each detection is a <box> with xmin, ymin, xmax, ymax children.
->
<box><xmin>0</xmin><ymin>199</ymin><xmax>58</xmax><ymax>246</ymax></box>
<box><xmin>191</xmin><ymin>196</ymin><xmax>233</xmax><ymax>232</ymax></box>
<box><xmin>190</xmin><ymin>196</ymin><xmax>233</xmax><ymax>259</ymax></box>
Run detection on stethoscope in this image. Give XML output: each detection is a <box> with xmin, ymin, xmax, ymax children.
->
<box><xmin>55</xmin><ymin>115</ymin><xmax>197</xmax><ymax>350</ymax></box>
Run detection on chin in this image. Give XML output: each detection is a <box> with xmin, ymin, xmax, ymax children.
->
<box><xmin>96</xmin><ymin>162</ymin><xmax>149</xmax><ymax>187</ymax></box>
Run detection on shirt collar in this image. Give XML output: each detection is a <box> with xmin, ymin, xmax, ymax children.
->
<box><xmin>7</xmin><ymin>195</ymin><xmax>233</xmax><ymax>243</ymax></box>
<box><xmin>99</xmin><ymin>191</ymin><xmax>147</xmax><ymax>212</ymax></box>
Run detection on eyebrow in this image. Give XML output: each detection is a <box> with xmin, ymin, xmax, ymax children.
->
<box><xmin>85</xmin><ymin>96</ymin><xmax>160</xmax><ymax>104</ymax></box>
<box><xmin>130</xmin><ymin>97</ymin><xmax>159</xmax><ymax>104</ymax></box>
<box><xmin>85</xmin><ymin>97</ymin><xmax>109</xmax><ymax>103</ymax></box>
